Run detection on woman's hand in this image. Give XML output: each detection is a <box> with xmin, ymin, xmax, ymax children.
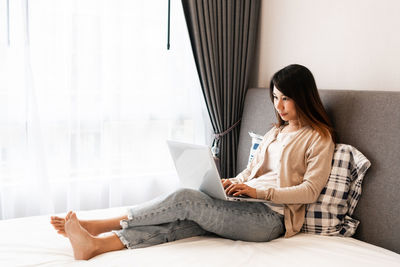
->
<box><xmin>221</xmin><ymin>179</ymin><xmax>233</xmax><ymax>189</ymax></box>
<box><xmin>224</xmin><ymin>183</ymin><xmax>257</xmax><ymax>199</ymax></box>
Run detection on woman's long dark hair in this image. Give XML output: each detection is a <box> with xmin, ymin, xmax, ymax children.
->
<box><xmin>269</xmin><ymin>64</ymin><xmax>335</xmax><ymax>142</ymax></box>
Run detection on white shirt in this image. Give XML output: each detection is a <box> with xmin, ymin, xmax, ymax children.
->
<box><xmin>245</xmin><ymin>130</ymin><xmax>299</xmax><ymax>215</ymax></box>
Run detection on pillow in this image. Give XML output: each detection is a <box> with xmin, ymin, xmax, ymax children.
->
<box><xmin>302</xmin><ymin>144</ymin><xmax>371</xmax><ymax>236</ymax></box>
<box><xmin>247</xmin><ymin>133</ymin><xmax>371</xmax><ymax>237</ymax></box>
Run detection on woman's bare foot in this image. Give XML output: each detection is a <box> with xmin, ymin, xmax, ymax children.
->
<box><xmin>50</xmin><ymin>215</ymin><xmax>105</xmax><ymax>237</ymax></box>
<box><xmin>64</xmin><ymin>211</ymin><xmax>99</xmax><ymax>260</ymax></box>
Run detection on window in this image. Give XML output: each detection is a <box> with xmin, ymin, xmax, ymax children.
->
<box><xmin>0</xmin><ymin>0</ymin><xmax>208</xmax><ymax>218</ymax></box>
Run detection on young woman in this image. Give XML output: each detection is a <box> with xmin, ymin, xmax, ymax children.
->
<box><xmin>51</xmin><ymin>64</ymin><xmax>335</xmax><ymax>260</ymax></box>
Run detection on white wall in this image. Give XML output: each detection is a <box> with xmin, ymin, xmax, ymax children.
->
<box><xmin>253</xmin><ymin>0</ymin><xmax>400</xmax><ymax>91</ymax></box>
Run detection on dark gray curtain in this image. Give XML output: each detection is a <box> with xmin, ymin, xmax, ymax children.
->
<box><xmin>182</xmin><ymin>0</ymin><xmax>260</xmax><ymax>178</ymax></box>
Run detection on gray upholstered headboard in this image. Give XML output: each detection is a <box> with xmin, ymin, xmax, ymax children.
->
<box><xmin>236</xmin><ymin>88</ymin><xmax>400</xmax><ymax>254</ymax></box>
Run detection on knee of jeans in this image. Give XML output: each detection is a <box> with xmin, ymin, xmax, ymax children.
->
<box><xmin>267</xmin><ymin>223</ymin><xmax>285</xmax><ymax>241</ymax></box>
<box><xmin>172</xmin><ymin>188</ymin><xmax>204</xmax><ymax>202</ymax></box>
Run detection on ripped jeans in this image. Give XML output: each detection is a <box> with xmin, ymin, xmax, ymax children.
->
<box><xmin>113</xmin><ymin>188</ymin><xmax>284</xmax><ymax>249</ymax></box>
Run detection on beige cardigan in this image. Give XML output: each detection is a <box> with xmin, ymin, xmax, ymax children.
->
<box><xmin>230</xmin><ymin>125</ymin><xmax>334</xmax><ymax>237</ymax></box>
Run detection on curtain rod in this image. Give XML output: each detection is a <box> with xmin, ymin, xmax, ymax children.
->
<box><xmin>7</xmin><ymin>0</ymin><xmax>10</xmax><ymax>46</ymax></box>
<box><xmin>167</xmin><ymin>0</ymin><xmax>171</xmax><ymax>50</ymax></box>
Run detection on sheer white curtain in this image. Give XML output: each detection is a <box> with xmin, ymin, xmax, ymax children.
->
<box><xmin>0</xmin><ymin>0</ymin><xmax>209</xmax><ymax>219</ymax></box>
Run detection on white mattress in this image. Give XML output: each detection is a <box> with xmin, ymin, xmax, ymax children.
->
<box><xmin>0</xmin><ymin>207</ymin><xmax>399</xmax><ymax>267</ymax></box>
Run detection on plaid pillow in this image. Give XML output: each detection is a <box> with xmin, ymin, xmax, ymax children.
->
<box><xmin>247</xmin><ymin>134</ymin><xmax>371</xmax><ymax>237</ymax></box>
<box><xmin>302</xmin><ymin>144</ymin><xmax>371</xmax><ymax>236</ymax></box>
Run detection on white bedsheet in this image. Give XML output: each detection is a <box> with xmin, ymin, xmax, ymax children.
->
<box><xmin>0</xmin><ymin>207</ymin><xmax>399</xmax><ymax>267</ymax></box>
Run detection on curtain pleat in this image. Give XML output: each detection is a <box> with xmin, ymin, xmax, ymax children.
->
<box><xmin>182</xmin><ymin>0</ymin><xmax>260</xmax><ymax>178</ymax></box>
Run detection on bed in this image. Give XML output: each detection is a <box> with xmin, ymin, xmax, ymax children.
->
<box><xmin>1</xmin><ymin>88</ymin><xmax>399</xmax><ymax>266</ymax></box>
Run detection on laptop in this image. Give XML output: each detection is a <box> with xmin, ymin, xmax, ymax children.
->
<box><xmin>166</xmin><ymin>140</ymin><xmax>269</xmax><ymax>203</ymax></box>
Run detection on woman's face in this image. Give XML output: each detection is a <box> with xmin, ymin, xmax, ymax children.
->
<box><xmin>273</xmin><ymin>86</ymin><xmax>298</xmax><ymax>122</ymax></box>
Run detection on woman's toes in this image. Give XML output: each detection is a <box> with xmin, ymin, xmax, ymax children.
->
<box><xmin>57</xmin><ymin>230</ymin><xmax>67</xmax><ymax>237</ymax></box>
<box><xmin>66</xmin><ymin>211</ymin><xmax>73</xmax><ymax>220</ymax></box>
<box><xmin>50</xmin><ymin>215</ymin><xmax>68</xmax><ymax>237</ymax></box>
<box><xmin>51</xmin><ymin>215</ymin><xmax>67</xmax><ymax>225</ymax></box>
<box><xmin>70</xmin><ymin>212</ymin><xmax>77</xmax><ymax>221</ymax></box>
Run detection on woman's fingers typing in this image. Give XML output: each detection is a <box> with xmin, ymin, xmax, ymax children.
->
<box><xmin>221</xmin><ymin>179</ymin><xmax>257</xmax><ymax>199</ymax></box>
<box><xmin>221</xmin><ymin>179</ymin><xmax>232</xmax><ymax>189</ymax></box>
<box><xmin>225</xmin><ymin>184</ymin><xmax>257</xmax><ymax>199</ymax></box>
<box><xmin>225</xmin><ymin>183</ymin><xmax>242</xmax><ymax>196</ymax></box>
